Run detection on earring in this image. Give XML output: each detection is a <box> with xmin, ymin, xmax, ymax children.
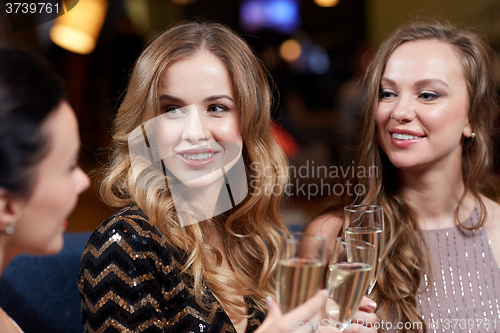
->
<box><xmin>5</xmin><ymin>225</ymin><xmax>15</xmax><ymax>235</ymax></box>
<box><xmin>471</xmin><ymin>132</ymin><xmax>476</xmax><ymax>139</ymax></box>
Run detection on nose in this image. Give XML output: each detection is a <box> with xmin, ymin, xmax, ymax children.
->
<box><xmin>182</xmin><ymin>107</ymin><xmax>207</xmax><ymax>144</ymax></box>
<box><xmin>76</xmin><ymin>168</ymin><xmax>91</xmax><ymax>194</ymax></box>
<box><xmin>391</xmin><ymin>96</ymin><xmax>416</xmax><ymax>123</ymax></box>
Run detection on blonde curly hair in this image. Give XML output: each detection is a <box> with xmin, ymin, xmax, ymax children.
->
<box><xmin>100</xmin><ymin>21</ymin><xmax>289</xmax><ymax>319</ymax></box>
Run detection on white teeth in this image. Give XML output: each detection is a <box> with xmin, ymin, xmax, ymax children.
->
<box><xmin>392</xmin><ymin>133</ymin><xmax>422</xmax><ymax>140</ymax></box>
<box><xmin>182</xmin><ymin>153</ymin><xmax>213</xmax><ymax>160</ymax></box>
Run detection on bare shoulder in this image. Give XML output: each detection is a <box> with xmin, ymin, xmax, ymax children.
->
<box><xmin>481</xmin><ymin>195</ymin><xmax>500</xmax><ymax>229</ymax></box>
<box><xmin>481</xmin><ymin>195</ymin><xmax>500</xmax><ymax>265</ymax></box>
<box><xmin>303</xmin><ymin>213</ymin><xmax>343</xmax><ymax>244</ymax></box>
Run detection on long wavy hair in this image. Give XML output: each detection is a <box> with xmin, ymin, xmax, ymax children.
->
<box><xmin>100</xmin><ymin>21</ymin><xmax>289</xmax><ymax>319</ymax></box>
<box><xmin>321</xmin><ymin>21</ymin><xmax>498</xmax><ymax>332</ymax></box>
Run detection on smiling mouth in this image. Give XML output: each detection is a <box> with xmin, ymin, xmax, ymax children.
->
<box><xmin>180</xmin><ymin>152</ymin><xmax>218</xmax><ymax>161</ymax></box>
<box><xmin>391</xmin><ymin>133</ymin><xmax>425</xmax><ymax>140</ymax></box>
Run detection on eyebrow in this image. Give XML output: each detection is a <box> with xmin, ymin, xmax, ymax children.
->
<box><xmin>414</xmin><ymin>79</ymin><xmax>450</xmax><ymax>90</ymax></box>
<box><xmin>380</xmin><ymin>77</ymin><xmax>450</xmax><ymax>90</ymax></box>
<box><xmin>159</xmin><ymin>94</ymin><xmax>234</xmax><ymax>103</ymax></box>
<box><xmin>380</xmin><ymin>77</ymin><xmax>395</xmax><ymax>86</ymax></box>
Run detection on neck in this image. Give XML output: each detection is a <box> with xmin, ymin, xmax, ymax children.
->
<box><xmin>0</xmin><ymin>235</ymin><xmax>14</xmax><ymax>276</ymax></box>
<box><xmin>172</xmin><ymin>177</ymin><xmax>226</xmax><ymax>226</ymax></box>
<box><xmin>398</xmin><ymin>162</ymin><xmax>474</xmax><ymax>230</ymax></box>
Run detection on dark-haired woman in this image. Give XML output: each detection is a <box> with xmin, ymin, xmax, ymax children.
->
<box><xmin>0</xmin><ymin>48</ymin><xmax>90</xmax><ymax>332</ymax></box>
<box><xmin>306</xmin><ymin>21</ymin><xmax>500</xmax><ymax>332</ymax></box>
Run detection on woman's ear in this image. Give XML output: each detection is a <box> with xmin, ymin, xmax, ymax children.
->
<box><xmin>463</xmin><ymin>120</ymin><xmax>473</xmax><ymax>138</ymax></box>
<box><xmin>0</xmin><ymin>189</ymin><xmax>23</xmax><ymax>230</ymax></box>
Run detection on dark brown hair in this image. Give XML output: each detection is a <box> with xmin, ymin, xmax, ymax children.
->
<box><xmin>0</xmin><ymin>48</ymin><xmax>64</xmax><ymax>198</ymax></box>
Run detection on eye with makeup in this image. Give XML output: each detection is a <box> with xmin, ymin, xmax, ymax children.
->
<box><xmin>163</xmin><ymin>105</ymin><xmax>184</xmax><ymax>118</ymax></box>
<box><xmin>379</xmin><ymin>89</ymin><xmax>398</xmax><ymax>100</ymax></box>
<box><xmin>207</xmin><ymin>104</ymin><xmax>229</xmax><ymax>115</ymax></box>
<box><xmin>418</xmin><ymin>91</ymin><xmax>441</xmax><ymax>101</ymax></box>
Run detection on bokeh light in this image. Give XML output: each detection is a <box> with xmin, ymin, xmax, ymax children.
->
<box><xmin>314</xmin><ymin>0</ymin><xmax>340</xmax><ymax>7</ymax></box>
<box><xmin>307</xmin><ymin>44</ymin><xmax>330</xmax><ymax>75</ymax></box>
<box><xmin>280</xmin><ymin>39</ymin><xmax>302</xmax><ymax>62</ymax></box>
<box><xmin>240</xmin><ymin>0</ymin><xmax>300</xmax><ymax>33</ymax></box>
<box><xmin>50</xmin><ymin>0</ymin><xmax>108</xmax><ymax>54</ymax></box>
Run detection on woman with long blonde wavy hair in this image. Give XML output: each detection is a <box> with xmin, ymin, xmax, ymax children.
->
<box><xmin>306</xmin><ymin>21</ymin><xmax>500</xmax><ymax>332</ymax></box>
<box><xmin>79</xmin><ymin>21</ymin><xmax>338</xmax><ymax>333</ymax></box>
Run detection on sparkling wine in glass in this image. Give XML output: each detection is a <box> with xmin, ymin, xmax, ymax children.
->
<box><xmin>343</xmin><ymin>205</ymin><xmax>384</xmax><ymax>295</ymax></box>
<box><xmin>326</xmin><ymin>237</ymin><xmax>375</xmax><ymax>331</ymax></box>
<box><xmin>276</xmin><ymin>232</ymin><xmax>326</xmax><ymax>313</ymax></box>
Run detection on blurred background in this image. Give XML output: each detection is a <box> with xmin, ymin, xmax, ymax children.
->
<box><xmin>1</xmin><ymin>0</ymin><xmax>500</xmax><ymax>231</ymax></box>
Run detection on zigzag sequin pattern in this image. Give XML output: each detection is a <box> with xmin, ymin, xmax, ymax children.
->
<box><xmin>78</xmin><ymin>205</ymin><xmax>264</xmax><ymax>332</ymax></box>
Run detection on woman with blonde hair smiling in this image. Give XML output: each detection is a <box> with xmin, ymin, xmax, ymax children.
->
<box><xmin>79</xmin><ymin>21</ymin><xmax>344</xmax><ymax>333</ymax></box>
<box><xmin>306</xmin><ymin>21</ymin><xmax>500</xmax><ymax>332</ymax></box>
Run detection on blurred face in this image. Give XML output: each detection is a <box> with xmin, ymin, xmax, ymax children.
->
<box><xmin>376</xmin><ymin>39</ymin><xmax>472</xmax><ymax>171</ymax></box>
<box><xmin>11</xmin><ymin>102</ymin><xmax>90</xmax><ymax>255</ymax></box>
<box><xmin>156</xmin><ymin>51</ymin><xmax>243</xmax><ymax>189</ymax></box>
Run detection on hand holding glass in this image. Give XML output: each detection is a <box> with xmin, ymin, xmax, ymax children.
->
<box><xmin>276</xmin><ymin>232</ymin><xmax>326</xmax><ymax>313</ymax></box>
<box><xmin>343</xmin><ymin>205</ymin><xmax>384</xmax><ymax>294</ymax></box>
<box><xmin>326</xmin><ymin>237</ymin><xmax>375</xmax><ymax>331</ymax></box>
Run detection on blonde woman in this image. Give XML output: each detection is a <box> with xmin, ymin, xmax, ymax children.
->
<box><xmin>79</xmin><ymin>21</ymin><xmax>342</xmax><ymax>333</ymax></box>
<box><xmin>306</xmin><ymin>21</ymin><xmax>500</xmax><ymax>332</ymax></box>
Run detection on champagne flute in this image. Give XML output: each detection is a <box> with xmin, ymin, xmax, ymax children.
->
<box><xmin>343</xmin><ymin>205</ymin><xmax>384</xmax><ymax>295</ymax></box>
<box><xmin>326</xmin><ymin>237</ymin><xmax>375</xmax><ymax>331</ymax></box>
<box><xmin>276</xmin><ymin>232</ymin><xmax>326</xmax><ymax>313</ymax></box>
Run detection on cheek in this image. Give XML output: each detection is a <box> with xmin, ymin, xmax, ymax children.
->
<box><xmin>375</xmin><ymin>104</ymin><xmax>390</xmax><ymax>123</ymax></box>
<box><xmin>49</xmin><ymin>181</ymin><xmax>79</xmax><ymax>214</ymax></box>
<box><xmin>375</xmin><ymin>110</ymin><xmax>390</xmax><ymax>153</ymax></box>
<box><xmin>25</xmin><ymin>182</ymin><xmax>72</xmax><ymax>227</ymax></box>
<box><xmin>423</xmin><ymin>107</ymin><xmax>461</xmax><ymax>135</ymax></box>
<box><xmin>375</xmin><ymin>127</ymin><xmax>385</xmax><ymax>152</ymax></box>
<box><xmin>157</xmin><ymin>122</ymin><xmax>182</xmax><ymax>155</ymax></box>
<box><xmin>212</xmin><ymin>119</ymin><xmax>242</xmax><ymax>146</ymax></box>
<box><xmin>375</xmin><ymin>110</ymin><xmax>386</xmax><ymax>135</ymax></box>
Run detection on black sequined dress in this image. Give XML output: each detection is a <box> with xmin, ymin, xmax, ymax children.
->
<box><xmin>78</xmin><ymin>205</ymin><xmax>265</xmax><ymax>332</ymax></box>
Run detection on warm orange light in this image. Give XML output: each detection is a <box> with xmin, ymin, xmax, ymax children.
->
<box><xmin>50</xmin><ymin>0</ymin><xmax>108</xmax><ymax>54</ymax></box>
<box><xmin>314</xmin><ymin>0</ymin><xmax>340</xmax><ymax>7</ymax></box>
<box><xmin>280</xmin><ymin>39</ymin><xmax>302</xmax><ymax>62</ymax></box>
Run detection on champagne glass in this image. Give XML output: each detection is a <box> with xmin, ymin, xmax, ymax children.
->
<box><xmin>326</xmin><ymin>237</ymin><xmax>375</xmax><ymax>331</ymax></box>
<box><xmin>276</xmin><ymin>232</ymin><xmax>326</xmax><ymax>313</ymax></box>
<box><xmin>343</xmin><ymin>205</ymin><xmax>384</xmax><ymax>295</ymax></box>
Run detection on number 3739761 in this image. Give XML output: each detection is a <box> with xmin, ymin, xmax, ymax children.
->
<box><xmin>429</xmin><ymin>318</ymin><xmax>498</xmax><ymax>330</ymax></box>
<box><xmin>6</xmin><ymin>3</ymin><xmax>59</xmax><ymax>14</ymax></box>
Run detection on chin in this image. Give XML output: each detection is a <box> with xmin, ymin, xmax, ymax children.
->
<box><xmin>182</xmin><ymin>173</ymin><xmax>224</xmax><ymax>189</ymax></box>
<box><xmin>389</xmin><ymin>160</ymin><xmax>426</xmax><ymax>171</ymax></box>
<box><xmin>383</xmin><ymin>151</ymin><xmax>417</xmax><ymax>169</ymax></box>
<box><xmin>387</xmin><ymin>160</ymin><xmax>414</xmax><ymax>170</ymax></box>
